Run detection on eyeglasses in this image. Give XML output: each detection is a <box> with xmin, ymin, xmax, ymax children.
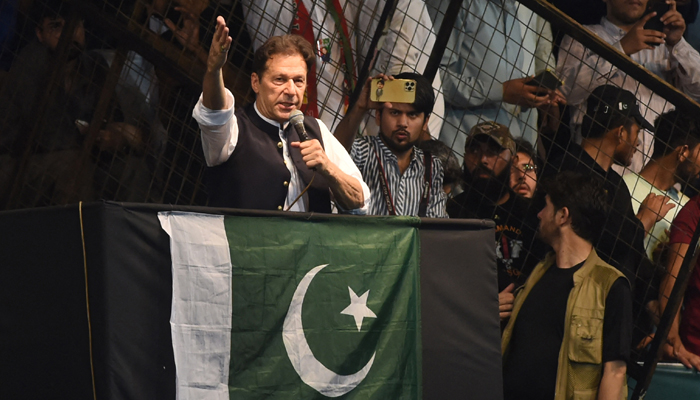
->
<box><xmin>513</xmin><ymin>163</ymin><xmax>538</xmax><ymax>174</ymax></box>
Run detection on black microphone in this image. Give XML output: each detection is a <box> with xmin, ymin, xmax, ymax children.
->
<box><xmin>289</xmin><ymin>110</ymin><xmax>310</xmax><ymax>142</ymax></box>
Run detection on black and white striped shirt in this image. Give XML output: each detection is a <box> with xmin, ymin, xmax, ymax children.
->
<box><xmin>351</xmin><ymin>136</ymin><xmax>447</xmax><ymax>218</ymax></box>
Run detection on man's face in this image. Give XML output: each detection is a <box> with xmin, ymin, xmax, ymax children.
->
<box><xmin>537</xmin><ymin>195</ymin><xmax>560</xmax><ymax>245</ymax></box>
<box><xmin>510</xmin><ymin>152</ymin><xmax>538</xmax><ymax>199</ymax></box>
<box><xmin>464</xmin><ymin>135</ymin><xmax>512</xmax><ymax>179</ymax></box>
<box><xmin>605</xmin><ymin>0</ymin><xmax>649</xmax><ymax>25</ymax></box>
<box><xmin>251</xmin><ymin>53</ymin><xmax>307</xmax><ymax>123</ymax></box>
<box><xmin>675</xmin><ymin>144</ymin><xmax>700</xmax><ymax>185</ymax></box>
<box><xmin>36</xmin><ymin>16</ymin><xmax>86</xmax><ymax>55</ymax></box>
<box><xmin>614</xmin><ymin>123</ymin><xmax>640</xmax><ymax>167</ymax></box>
<box><xmin>376</xmin><ymin>102</ymin><xmax>427</xmax><ymax>154</ymax></box>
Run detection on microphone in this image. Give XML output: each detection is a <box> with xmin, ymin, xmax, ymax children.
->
<box><xmin>289</xmin><ymin>110</ymin><xmax>310</xmax><ymax>142</ymax></box>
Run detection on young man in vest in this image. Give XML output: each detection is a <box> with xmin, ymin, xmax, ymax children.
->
<box><xmin>502</xmin><ymin>171</ymin><xmax>632</xmax><ymax>400</ymax></box>
<box><xmin>334</xmin><ymin>72</ymin><xmax>447</xmax><ymax>217</ymax></box>
<box><xmin>192</xmin><ymin>17</ymin><xmax>369</xmax><ymax>213</ymax></box>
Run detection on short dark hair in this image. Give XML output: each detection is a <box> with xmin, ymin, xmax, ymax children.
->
<box><xmin>418</xmin><ymin>139</ymin><xmax>461</xmax><ymax>187</ymax></box>
<box><xmin>393</xmin><ymin>72</ymin><xmax>435</xmax><ymax>116</ymax></box>
<box><xmin>581</xmin><ymin>112</ymin><xmax>637</xmax><ymax>139</ymax></box>
<box><xmin>252</xmin><ymin>35</ymin><xmax>315</xmax><ymax>78</ymax></box>
<box><xmin>32</xmin><ymin>0</ymin><xmax>68</xmax><ymax>24</ymax></box>
<box><xmin>513</xmin><ymin>138</ymin><xmax>539</xmax><ymax>168</ymax></box>
<box><xmin>540</xmin><ymin>171</ymin><xmax>608</xmax><ymax>243</ymax></box>
<box><xmin>651</xmin><ymin>110</ymin><xmax>700</xmax><ymax>159</ymax></box>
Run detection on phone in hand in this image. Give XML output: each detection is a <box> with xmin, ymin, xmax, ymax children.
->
<box><xmin>644</xmin><ymin>0</ymin><xmax>671</xmax><ymax>44</ymax></box>
<box><xmin>370</xmin><ymin>78</ymin><xmax>417</xmax><ymax>103</ymax></box>
<box><xmin>525</xmin><ymin>69</ymin><xmax>563</xmax><ymax>91</ymax></box>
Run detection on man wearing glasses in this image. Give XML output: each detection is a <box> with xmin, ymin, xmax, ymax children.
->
<box><xmin>510</xmin><ymin>138</ymin><xmax>539</xmax><ymax>199</ymax></box>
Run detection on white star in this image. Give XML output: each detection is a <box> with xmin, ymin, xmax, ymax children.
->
<box><xmin>340</xmin><ymin>287</ymin><xmax>377</xmax><ymax>332</ymax></box>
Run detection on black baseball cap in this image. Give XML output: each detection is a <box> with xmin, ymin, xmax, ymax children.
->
<box><xmin>585</xmin><ymin>85</ymin><xmax>654</xmax><ymax>132</ymax></box>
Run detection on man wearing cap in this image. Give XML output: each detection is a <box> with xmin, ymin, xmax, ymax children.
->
<box><xmin>448</xmin><ymin>121</ymin><xmax>547</xmax><ymax>315</ymax></box>
<box><xmin>335</xmin><ymin>72</ymin><xmax>447</xmax><ymax>217</ymax></box>
<box><xmin>192</xmin><ymin>19</ymin><xmax>369</xmax><ymax>213</ymax></box>
<box><xmin>538</xmin><ymin>85</ymin><xmax>673</xmax><ymax>306</ymax></box>
<box><xmin>557</xmin><ymin>0</ymin><xmax>700</xmax><ymax>173</ymax></box>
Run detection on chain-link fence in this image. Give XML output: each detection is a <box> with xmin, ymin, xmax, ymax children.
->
<box><xmin>2</xmin><ymin>0</ymin><xmax>700</xmax><ymax>397</ymax></box>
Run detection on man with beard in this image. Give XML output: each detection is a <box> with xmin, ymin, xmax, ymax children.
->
<box><xmin>502</xmin><ymin>171</ymin><xmax>632</xmax><ymax>400</ymax></box>
<box><xmin>557</xmin><ymin>0</ymin><xmax>700</xmax><ymax>173</ymax></box>
<box><xmin>624</xmin><ymin>110</ymin><xmax>700</xmax><ymax>261</ymax></box>
<box><xmin>447</xmin><ymin>121</ymin><xmax>546</xmax><ymax>315</ymax></box>
<box><xmin>334</xmin><ymin>72</ymin><xmax>447</xmax><ymax>217</ymax></box>
<box><xmin>538</xmin><ymin>85</ymin><xmax>673</xmax><ymax>284</ymax></box>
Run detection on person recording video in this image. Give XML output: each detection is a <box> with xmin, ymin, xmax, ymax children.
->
<box><xmin>192</xmin><ymin>17</ymin><xmax>369</xmax><ymax>213</ymax></box>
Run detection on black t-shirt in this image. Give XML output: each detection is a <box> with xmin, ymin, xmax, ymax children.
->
<box><xmin>502</xmin><ymin>263</ymin><xmax>632</xmax><ymax>400</ymax></box>
<box><xmin>448</xmin><ymin>190</ymin><xmax>546</xmax><ymax>292</ymax></box>
<box><xmin>536</xmin><ymin>144</ymin><xmax>646</xmax><ymax>284</ymax></box>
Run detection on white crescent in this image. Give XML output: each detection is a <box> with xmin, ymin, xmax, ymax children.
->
<box><xmin>282</xmin><ymin>264</ymin><xmax>376</xmax><ymax>397</ymax></box>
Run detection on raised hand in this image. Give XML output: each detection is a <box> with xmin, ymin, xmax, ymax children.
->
<box><xmin>661</xmin><ymin>0</ymin><xmax>686</xmax><ymax>47</ymax></box>
<box><xmin>620</xmin><ymin>12</ymin><xmax>667</xmax><ymax>55</ymax></box>
<box><xmin>207</xmin><ymin>16</ymin><xmax>232</xmax><ymax>74</ymax></box>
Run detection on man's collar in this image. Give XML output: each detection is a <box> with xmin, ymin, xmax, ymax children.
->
<box><xmin>600</xmin><ymin>16</ymin><xmax>628</xmax><ymax>37</ymax></box>
<box><xmin>254</xmin><ymin>101</ymin><xmax>289</xmax><ymax>131</ymax></box>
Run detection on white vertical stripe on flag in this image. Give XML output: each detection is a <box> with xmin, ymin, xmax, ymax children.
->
<box><xmin>159</xmin><ymin>212</ymin><xmax>232</xmax><ymax>400</ymax></box>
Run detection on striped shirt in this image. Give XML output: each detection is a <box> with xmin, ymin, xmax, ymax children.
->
<box><xmin>351</xmin><ymin>136</ymin><xmax>447</xmax><ymax>218</ymax></box>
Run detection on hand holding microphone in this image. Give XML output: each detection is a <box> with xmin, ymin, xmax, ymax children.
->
<box><xmin>289</xmin><ymin>110</ymin><xmax>329</xmax><ymax>173</ymax></box>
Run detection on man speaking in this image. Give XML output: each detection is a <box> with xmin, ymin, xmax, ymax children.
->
<box><xmin>192</xmin><ymin>17</ymin><xmax>369</xmax><ymax>213</ymax></box>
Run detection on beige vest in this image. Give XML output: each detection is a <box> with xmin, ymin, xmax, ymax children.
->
<box><xmin>501</xmin><ymin>249</ymin><xmax>628</xmax><ymax>400</ymax></box>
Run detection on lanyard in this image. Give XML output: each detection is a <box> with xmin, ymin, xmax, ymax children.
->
<box><xmin>372</xmin><ymin>145</ymin><xmax>433</xmax><ymax>217</ymax></box>
<box><xmin>372</xmin><ymin>145</ymin><xmax>397</xmax><ymax>215</ymax></box>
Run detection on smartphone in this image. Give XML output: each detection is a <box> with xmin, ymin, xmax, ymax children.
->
<box><xmin>644</xmin><ymin>1</ymin><xmax>671</xmax><ymax>35</ymax></box>
<box><xmin>525</xmin><ymin>69</ymin><xmax>563</xmax><ymax>91</ymax></box>
<box><xmin>370</xmin><ymin>78</ymin><xmax>417</xmax><ymax>103</ymax></box>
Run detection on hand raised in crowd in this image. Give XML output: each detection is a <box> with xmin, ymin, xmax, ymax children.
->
<box><xmin>206</xmin><ymin>16</ymin><xmax>232</xmax><ymax>74</ymax></box>
<box><xmin>355</xmin><ymin>74</ymin><xmax>393</xmax><ymax>111</ymax></box>
<box><xmin>502</xmin><ymin>77</ymin><xmax>553</xmax><ymax>109</ymax></box>
<box><xmin>661</xmin><ymin>0</ymin><xmax>686</xmax><ymax>47</ymax></box>
<box><xmin>637</xmin><ymin>192</ymin><xmax>675</xmax><ymax>233</ymax></box>
<box><xmin>499</xmin><ymin>283</ymin><xmax>515</xmax><ymax>321</ymax></box>
<box><xmin>620</xmin><ymin>12</ymin><xmax>667</xmax><ymax>54</ymax></box>
<box><xmin>164</xmin><ymin>6</ymin><xmax>206</xmax><ymax>59</ymax></box>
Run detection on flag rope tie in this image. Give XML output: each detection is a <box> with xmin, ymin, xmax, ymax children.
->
<box><xmin>79</xmin><ymin>201</ymin><xmax>98</xmax><ymax>400</ymax></box>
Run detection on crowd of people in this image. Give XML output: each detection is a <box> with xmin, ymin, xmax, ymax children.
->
<box><xmin>4</xmin><ymin>0</ymin><xmax>700</xmax><ymax>398</ymax></box>
<box><xmin>191</xmin><ymin>0</ymin><xmax>700</xmax><ymax>398</ymax></box>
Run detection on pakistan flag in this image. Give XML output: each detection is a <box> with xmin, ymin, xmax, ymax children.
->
<box><xmin>160</xmin><ymin>212</ymin><xmax>421</xmax><ymax>400</ymax></box>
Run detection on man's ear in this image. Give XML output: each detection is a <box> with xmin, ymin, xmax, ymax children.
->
<box><xmin>557</xmin><ymin>206</ymin><xmax>571</xmax><ymax>226</ymax></box>
<box><xmin>251</xmin><ymin>72</ymin><xmax>260</xmax><ymax>94</ymax></box>
<box><xmin>614</xmin><ymin>125</ymin><xmax>626</xmax><ymax>144</ymax></box>
<box><xmin>678</xmin><ymin>144</ymin><xmax>690</xmax><ymax>163</ymax></box>
<box><xmin>375</xmin><ymin>107</ymin><xmax>382</xmax><ymax>126</ymax></box>
<box><xmin>35</xmin><ymin>26</ymin><xmax>44</xmax><ymax>44</ymax></box>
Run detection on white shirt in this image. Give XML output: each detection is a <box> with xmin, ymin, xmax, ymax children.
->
<box><xmin>623</xmin><ymin>173</ymin><xmax>689</xmax><ymax>261</ymax></box>
<box><xmin>192</xmin><ymin>89</ymin><xmax>371</xmax><ymax>213</ymax></box>
<box><xmin>558</xmin><ymin>17</ymin><xmax>700</xmax><ymax>173</ymax></box>
<box><xmin>241</xmin><ymin>0</ymin><xmax>445</xmax><ymax>137</ymax></box>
